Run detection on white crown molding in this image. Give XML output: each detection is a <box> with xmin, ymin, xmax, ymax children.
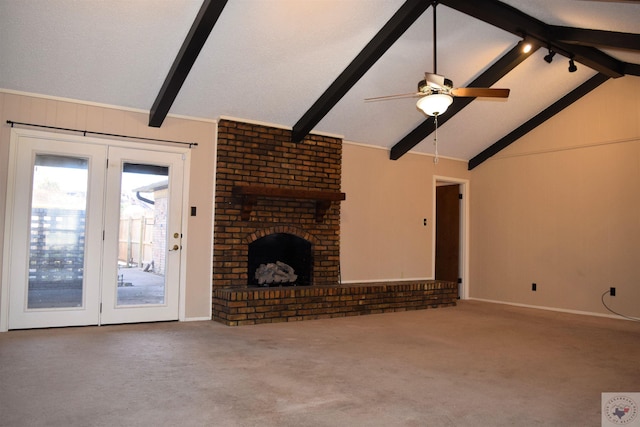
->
<box><xmin>343</xmin><ymin>139</ymin><xmax>467</xmax><ymax>163</ymax></box>
<box><xmin>0</xmin><ymin>88</ymin><xmax>217</xmax><ymax>124</ymax></box>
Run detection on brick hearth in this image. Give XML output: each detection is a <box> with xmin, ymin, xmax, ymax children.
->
<box><xmin>214</xmin><ymin>281</ymin><xmax>457</xmax><ymax>326</ymax></box>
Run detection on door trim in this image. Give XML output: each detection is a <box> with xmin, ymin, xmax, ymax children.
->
<box><xmin>1</xmin><ymin>129</ymin><xmax>23</xmax><ymax>332</ymax></box>
<box><xmin>433</xmin><ymin>175</ymin><xmax>470</xmax><ymax>299</ymax></box>
<box><xmin>1</xmin><ymin>128</ymin><xmax>191</xmax><ymax>331</ymax></box>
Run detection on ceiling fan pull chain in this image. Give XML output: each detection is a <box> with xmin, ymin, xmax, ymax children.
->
<box><xmin>433</xmin><ymin>113</ymin><xmax>439</xmax><ymax>164</ymax></box>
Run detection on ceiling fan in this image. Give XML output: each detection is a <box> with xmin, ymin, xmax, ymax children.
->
<box><xmin>365</xmin><ymin>1</ymin><xmax>510</xmax><ymax>117</ymax></box>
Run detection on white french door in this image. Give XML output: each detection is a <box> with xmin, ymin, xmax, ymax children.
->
<box><xmin>5</xmin><ymin>136</ymin><xmax>106</xmax><ymax>329</ymax></box>
<box><xmin>3</xmin><ymin>130</ymin><xmax>186</xmax><ymax>330</ymax></box>
<box><xmin>101</xmin><ymin>147</ymin><xmax>184</xmax><ymax>325</ymax></box>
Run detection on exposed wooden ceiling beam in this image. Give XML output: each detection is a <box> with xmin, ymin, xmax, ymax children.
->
<box><xmin>439</xmin><ymin>0</ymin><xmax>626</xmax><ymax>78</ymax></box>
<box><xmin>290</xmin><ymin>0</ymin><xmax>431</xmax><ymax>143</ymax></box>
<box><xmin>549</xmin><ymin>26</ymin><xmax>640</xmax><ymax>51</ymax></box>
<box><xmin>624</xmin><ymin>62</ymin><xmax>640</xmax><ymax>76</ymax></box>
<box><xmin>467</xmin><ymin>73</ymin><xmax>610</xmax><ymax>170</ymax></box>
<box><xmin>149</xmin><ymin>0</ymin><xmax>228</xmax><ymax>128</ymax></box>
<box><xmin>389</xmin><ymin>40</ymin><xmax>539</xmax><ymax>160</ymax></box>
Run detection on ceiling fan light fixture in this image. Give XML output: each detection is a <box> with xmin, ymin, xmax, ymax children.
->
<box><xmin>568</xmin><ymin>58</ymin><xmax>577</xmax><ymax>73</ymax></box>
<box><xmin>416</xmin><ymin>93</ymin><xmax>453</xmax><ymax>116</ymax></box>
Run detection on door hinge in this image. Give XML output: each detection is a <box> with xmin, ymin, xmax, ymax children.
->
<box><xmin>100</xmin><ymin>303</ymin><xmax>102</xmax><ymax>313</ymax></box>
<box><xmin>459</xmin><ymin>193</ymin><xmax>463</xmax><ymax>200</ymax></box>
<box><xmin>458</xmin><ymin>278</ymin><xmax>462</xmax><ymax>284</ymax></box>
<box><xmin>103</xmin><ymin>230</ymin><xmax>105</xmax><ymax>240</ymax></box>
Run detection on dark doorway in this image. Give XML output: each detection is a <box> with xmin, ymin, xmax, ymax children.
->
<box><xmin>435</xmin><ymin>185</ymin><xmax>460</xmax><ymax>290</ymax></box>
<box><xmin>248</xmin><ymin>233</ymin><xmax>312</xmax><ymax>287</ymax></box>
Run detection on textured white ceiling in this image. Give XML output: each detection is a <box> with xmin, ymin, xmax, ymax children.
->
<box><xmin>0</xmin><ymin>0</ymin><xmax>638</xmax><ymax>162</ymax></box>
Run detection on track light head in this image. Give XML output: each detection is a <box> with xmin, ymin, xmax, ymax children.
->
<box><xmin>543</xmin><ymin>50</ymin><xmax>556</xmax><ymax>63</ymax></box>
<box><xmin>568</xmin><ymin>58</ymin><xmax>577</xmax><ymax>73</ymax></box>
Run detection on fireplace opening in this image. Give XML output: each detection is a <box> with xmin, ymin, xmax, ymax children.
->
<box><xmin>248</xmin><ymin>233</ymin><xmax>312</xmax><ymax>287</ymax></box>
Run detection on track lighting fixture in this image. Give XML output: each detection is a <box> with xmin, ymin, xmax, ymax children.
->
<box><xmin>543</xmin><ymin>49</ymin><xmax>556</xmax><ymax>63</ymax></box>
<box><xmin>568</xmin><ymin>58</ymin><xmax>577</xmax><ymax>73</ymax></box>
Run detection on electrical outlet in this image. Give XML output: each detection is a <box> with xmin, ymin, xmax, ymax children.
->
<box><xmin>610</xmin><ymin>287</ymin><xmax>616</xmax><ymax>297</ymax></box>
<box><xmin>532</xmin><ymin>283</ymin><xmax>537</xmax><ymax>291</ymax></box>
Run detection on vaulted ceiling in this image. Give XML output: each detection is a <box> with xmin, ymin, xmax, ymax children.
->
<box><xmin>1</xmin><ymin>0</ymin><xmax>639</xmax><ymax>169</ymax></box>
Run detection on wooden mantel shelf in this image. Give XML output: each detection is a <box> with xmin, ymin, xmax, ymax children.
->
<box><xmin>232</xmin><ymin>185</ymin><xmax>346</xmax><ymax>222</ymax></box>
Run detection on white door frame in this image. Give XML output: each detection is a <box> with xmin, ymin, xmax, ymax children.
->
<box><xmin>433</xmin><ymin>175</ymin><xmax>470</xmax><ymax>299</ymax></box>
<box><xmin>1</xmin><ymin>128</ymin><xmax>191</xmax><ymax>332</ymax></box>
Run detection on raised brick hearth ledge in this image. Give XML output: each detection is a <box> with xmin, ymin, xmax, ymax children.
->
<box><xmin>213</xmin><ymin>280</ymin><xmax>457</xmax><ymax>326</ymax></box>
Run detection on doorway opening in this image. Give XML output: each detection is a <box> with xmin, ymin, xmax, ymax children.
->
<box><xmin>434</xmin><ymin>177</ymin><xmax>469</xmax><ymax>299</ymax></box>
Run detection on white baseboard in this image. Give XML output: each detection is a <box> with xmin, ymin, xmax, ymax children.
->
<box><xmin>183</xmin><ymin>316</ymin><xmax>211</xmax><ymax>322</ymax></box>
<box><xmin>468</xmin><ymin>298</ymin><xmax>631</xmax><ymax>321</ymax></box>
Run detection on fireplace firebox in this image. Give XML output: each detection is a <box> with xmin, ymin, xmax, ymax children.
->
<box><xmin>248</xmin><ymin>233</ymin><xmax>312</xmax><ymax>287</ymax></box>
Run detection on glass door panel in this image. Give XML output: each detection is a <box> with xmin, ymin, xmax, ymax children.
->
<box><xmin>116</xmin><ymin>163</ymin><xmax>169</xmax><ymax>306</ymax></box>
<box><xmin>28</xmin><ymin>155</ymin><xmax>89</xmax><ymax>309</ymax></box>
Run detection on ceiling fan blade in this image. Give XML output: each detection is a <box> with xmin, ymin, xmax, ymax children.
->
<box><xmin>450</xmin><ymin>87</ymin><xmax>510</xmax><ymax>98</ymax></box>
<box><xmin>364</xmin><ymin>92</ymin><xmax>421</xmax><ymax>102</ymax></box>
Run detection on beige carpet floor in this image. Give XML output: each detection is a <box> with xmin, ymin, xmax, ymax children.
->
<box><xmin>1</xmin><ymin>300</ymin><xmax>638</xmax><ymax>426</ymax></box>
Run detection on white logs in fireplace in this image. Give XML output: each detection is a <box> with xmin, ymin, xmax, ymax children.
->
<box><xmin>255</xmin><ymin>261</ymin><xmax>298</xmax><ymax>285</ymax></box>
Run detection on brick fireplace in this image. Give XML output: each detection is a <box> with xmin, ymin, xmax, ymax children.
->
<box><xmin>213</xmin><ymin>119</ymin><xmax>343</xmax><ymax>287</ymax></box>
<box><xmin>212</xmin><ymin>118</ymin><xmax>456</xmax><ymax>325</ymax></box>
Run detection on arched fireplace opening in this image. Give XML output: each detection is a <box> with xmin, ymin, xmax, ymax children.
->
<box><xmin>248</xmin><ymin>233</ymin><xmax>312</xmax><ymax>287</ymax></box>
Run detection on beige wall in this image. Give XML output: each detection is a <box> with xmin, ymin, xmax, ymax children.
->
<box><xmin>0</xmin><ymin>91</ymin><xmax>216</xmax><ymax>320</ymax></box>
<box><xmin>341</xmin><ymin>142</ymin><xmax>470</xmax><ymax>282</ymax></box>
<box><xmin>4</xmin><ymin>74</ymin><xmax>637</xmax><ymax>323</ymax></box>
<box><xmin>470</xmin><ymin>76</ymin><xmax>640</xmax><ymax>317</ymax></box>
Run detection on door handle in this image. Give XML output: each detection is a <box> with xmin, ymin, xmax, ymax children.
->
<box><xmin>169</xmin><ymin>244</ymin><xmax>180</xmax><ymax>251</ymax></box>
